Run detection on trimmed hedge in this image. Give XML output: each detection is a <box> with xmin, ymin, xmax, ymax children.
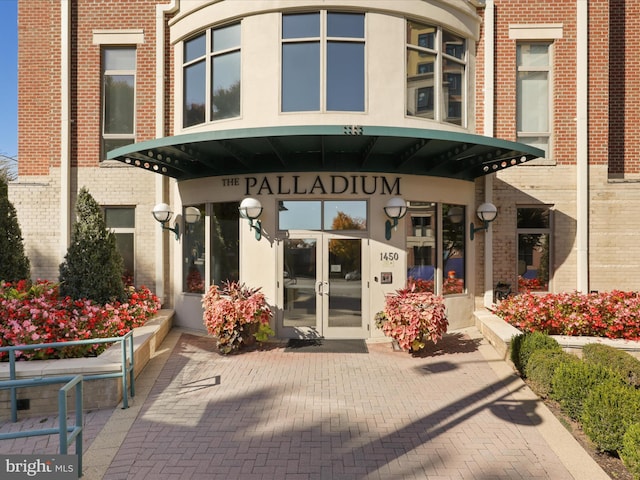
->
<box><xmin>582</xmin><ymin>380</ymin><xmax>640</xmax><ymax>453</ymax></box>
<box><xmin>551</xmin><ymin>361</ymin><xmax>623</xmax><ymax>420</ymax></box>
<box><xmin>525</xmin><ymin>349</ymin><xmax>578</xmax><ymax>399</ymax></box>
<box><xmin>621</xmin><ymin>423</ymin><xmax>640</xmax><ymax>480</ymax></box>
<box><xmin>582</xmin><ymin>343</ymin><xmax>640</xmax><ymax>388</ymax></box>
<box><xmin>510</xmin><ymin>331</ymin><xmax>562</xmax><ymax>376</ymax></box>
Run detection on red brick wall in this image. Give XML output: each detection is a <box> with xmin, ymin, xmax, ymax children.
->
<box><xmin>492</xmin><ymin>1</ymin><xmax>577</xmax><ymax>165</ymax></box>
<box><xmin>18</xmin><ymin>0</ymin><xmax>174</xmax><ymax>175</ymax></box>
<box><xmin>608</xmin><ymin>0</ymin><xmax>640</xmax><ymax>176</ymax></box>
<box><xmin>18</xmin><ymin>0</ymin><xmax>61</xmax><ymax>176</ymax></box>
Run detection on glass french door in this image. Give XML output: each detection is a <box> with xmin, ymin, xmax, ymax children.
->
<box><xmin>280</xmin><ymin>234</ymin><xmax>367</xmax><ymax>338</ymax></box>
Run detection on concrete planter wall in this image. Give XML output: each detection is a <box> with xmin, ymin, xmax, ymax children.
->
<box><xmin>0</xmin><ymin>310</ymin><xmax>173</xmax><ymax>421</ymax></box>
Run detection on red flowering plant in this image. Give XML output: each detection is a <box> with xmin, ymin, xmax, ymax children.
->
<box><xmin>375</xmin><ymin>279</ymin><xmax>449</xmax><ymax>352</ymax></box>
<box><xmin>0</xmin><ymin>280</ymin><xmax>161</xmax><ymax>360</ymax></box>
<box><xmin>202</xmin><ymin>281</ymin><xmax>274</xmax><ymax>354</ymax></box>
<box><xmin>493</xmin><ymin>290</ymin><xmax>640</xmax><ymax>340</ymax></box>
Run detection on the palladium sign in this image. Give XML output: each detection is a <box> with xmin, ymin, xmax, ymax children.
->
<box><xmin>229</xmin><ymin>175</ymin><xmax>401</xmax><ymax>196</ymax></box>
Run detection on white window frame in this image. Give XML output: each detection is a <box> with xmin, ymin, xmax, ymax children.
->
<box><xmin>101</xmin><ymin>46</ymin><xmax>137</xmax><ymax>159</ymax></box>
<box><xmin>406</xmin><ymin>22</ymin><xmax>468</xmax><ymax>127</ymax></box>
<box><xmin>280</xmin><ymin>11</ymin><xmax>366</xmax><ymax>113</ymax></box>
<box><xmin>181</xmin><ymin>22</ymin><xmax>242</xmax><ymax>128</ymax></box>
<box><xmin>510</xmin><ymin>24</ymin><xmax>563</xmax><ymax>164</ymax></box>
<box><xmin>104</xmin><ymin>206</ymin><xmax>136</xmax><ymax>285</ymax></box>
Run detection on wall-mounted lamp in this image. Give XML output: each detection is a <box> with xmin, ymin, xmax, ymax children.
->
<box><xmin>447</xmin><ymin>206</ymin><xmax>464</xmax><ymax>224</ymax></box>
<box><xmin>152</xmin><ymin>203</ymin><xmax>179</xmax><ymax>240</ymax></box>
<box><xmin>152</xmin><ymin>203</ymin><xmax>202</xmax><ymax>240</ymax></box>
<box><xmin>239</xmin><ymin>197</ymin><xmax>263</xmax><ymax>240</ymax></box>
<box><xmin>384</xmin><ymin>197</ymin><xmax>408</xmax><ymax>240</ymax></box>
<box><xmin>470</xmin><ymin>202</ymin><xmax>498</xmax><ymax>240</ymax></box>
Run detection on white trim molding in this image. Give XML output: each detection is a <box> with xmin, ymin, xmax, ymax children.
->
<box><xmin>508</xmin><ymin>24</ymin><xmax>563</xmax><ymax>40</ymax></box>
<box><xmin>93</xmin><ymin>29</ymin><xmax>145</xmax><ymax>45</ymax></box>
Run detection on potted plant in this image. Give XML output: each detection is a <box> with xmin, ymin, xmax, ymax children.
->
<box><xmin>375</xmin><ymin>279</ymin><xmax>448</xmax><ymax>352</ymax></box>
<box><xmin>202</xmin><ymin>281</ymin><xmax>274</xmax><ymax>354</ymax></box>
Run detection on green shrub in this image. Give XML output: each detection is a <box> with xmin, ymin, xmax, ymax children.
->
<box><xmin>582</xmin><ymin>380</ymin><xmax>640</xmax><ymax>453</ymax></box>
<box><xmin>59</xmin><ymin>187</ymin><xmax>126</xmax><ymax>304</ymax></box>
<box><xmin>582</xmin><ymin>343</ymin><xmax>640</xmax><ymax>388</ymax></box>
<box><xmin>621</xmin><ymin>423</ymin><xmax>640</xmax><ymax>480</ymax></box>
<box><xmin>525</xmin><ymin>349</ymin><xmax>578</xmax><ymax>398</ymax></box>
<box><xmin>551</xmin><ymin>361</ymin><xmax>623</xmax><ymax>420</ymax></box>
<box><xmin>510</xmin><ymin>331</ymin><xmax>562</xmax><ymax>376</ymax></box>
<box><xmin>0</xmin><ymin>176</ymin><xmax>30</xmax><ymax>282</ymax></box>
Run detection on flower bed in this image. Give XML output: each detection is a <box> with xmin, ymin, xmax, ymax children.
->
<box><xmin>493</xmin><ymin>291</ymin><xmax>640</xmax><ymax>340</ymax></box>
<box><xmin>0</xmin><ymin>280</ymin><xmax>161</xmax><ymax>360</ymax></box>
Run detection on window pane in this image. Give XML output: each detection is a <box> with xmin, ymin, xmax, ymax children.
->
<box><xmin>327</xmin><ymin>12</ymin><xmax>364</xmax><ymax>38</ymax></box>
<box><xmin>279</xmin><ymin>201</ymin><xmax>322</xmax><ymax>230</ymax></box>
<box><xmin>104</xmin><ymin>75</ymin><xmax>135</xmax><ymax>134</ymax></box>
<box><xmin>406</xmin><ymin>202</ymin><xmax>436</xmax><ymax>292</ymax></box>
<box><xmin>184</xmin><ymin>205</ymin><xmax>205</xmax><ymax>293</ymax></box>
<box><xmin>517</xmin><ymin>71</ymin><xmax>549</xmax><ymax>131</ymax></box>
<box><xmin>184</xmin><ymin>34</ymin><xmax>206</xmax><ymax>63</ymax></box>
<box><xmin>443</xmin><ymin>204</ymin><xmax>465</xmax><ymax>294</ymax></box>
<box><xmin>407</xmin><ymin>50</ymin><xmax>435</xmax><ymax>118</ymax></box>
<box><xmin>212</xmin><ymin>23</ymin><xmax>240</xmax><ymax>52</ymax></box>
<box><xmin>443</xmin><ymin>60</ymin><xmax>464</xmax><ymax>125</ymax></box>
<box><xmin>283</xmin><ymin>13</ymin><xmax>319</xmax><ymax>39</ymax></box>
<box><xmin>517</xmin><ymin>208</ymin><xmax>550</xmax><ymax>228</ymax></box>
<box><xmin>517</xmin><ymin>136</ymin><xmax>549</xmax><ymax>157</ymax></box>
<box><xmin>518</xmin><ymin>233</ymin><xmax>549</xmax><ymax>291</ymax></box>
<box><xmin>104</xmin><ymin>138</ymin><xmax>134</xmax><ymax>153</ymax></box>
<box><xmin>327</xmin><ymin>42</ymin><xmax>364</xmax><ymax>111</ymax></box>
<box><xmin>407</xmin><ymin>22</ymin><xmax>436</xmax><ymax>49</ymax></box>
<box><xmin>184</xmin><ymin>61</ymin><xmax>206</xmax><ymax>127</ymax></box>
<box><xmin>443</xmin><ymin>31</ymin><xmax>465</xmax><ymax>60</ymax></box>
<box><xmin>104</xmin><ymin>48</ymin><xmax>135</xmax><ymax>70</ymax></box>
<box><xmin>212</xmin><ymin>51</ymin><xmax>241</xmax><ymax>120</ymax></box>
<box><xmin>324</xmin><ymin>201</ymin><xmax>367</xmax><ymax>230</ymax></box>
<box><xmin>115</xmin><ymin>233</ymin><xmax>134</xmax><ymax>286</ymax></box>
<box><xmin>105</xmin><ymin>208</ymin><xmax>134</xmax><ymax>228</ymax></box>
<box><xmin>282</xmin><ymin>43</ymin><xmax>320</xmax><ymax>111</ymax></box>
<box><xmin>211</xmin><ymin>202</ymin><xmax>240</xmax><ymax>286</ymax></box>
<box><xmin>517</xmin><ymin>43</ymin><xmax>549</xmax><ymax>67</ymax></box>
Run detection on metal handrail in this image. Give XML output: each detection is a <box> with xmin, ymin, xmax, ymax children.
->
<box><xmin>0</xmin><ymin>331</ymin><xmax>135</xmax><ymax>422</ymax></box>
<box><xmin>0</xmin><ymin>375</ymin><xmax>84</xmax><ymax>478</ymax></box>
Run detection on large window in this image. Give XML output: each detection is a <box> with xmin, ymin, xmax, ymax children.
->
<box><xmin>405</xmin><ymin>203</ymin><xmax>466</xmax><ymax>295</ymax></box>
<box><xmin>278</xmin><ymin>200</ymin><xmax>367</xmax><ymax>231</ymax></box>
<box><xmin>282</xmin><ymin>12</ymin><xmax>365</xmax><ymax>112</ymax></box>
<box><xmin>182</xmin><ymin>202</ymin><xmax>240</xmax><ymax>293</ymax></box>
<box><xmin>102</xmin><ymin>47</ymin><xmax>136</xmax><ymax>157</ymax></box>
<box><xmin>406</xmin><ymin>22</ymin><xmax>466</xmax><ymax>126</ymax></box>
<box><xmin>517</xmin><ymin>43</ymin><xmax>552</xmax><ymax>157</ymax></box>
<box><xmin>104</xmin><ymin>207</ymin><xmax>135</xmax><ymax>285</ymax></box>
<box><xmin>183</xmin><ymin>23</ymin><xmax>241</xmax><ymax>128</ymax></box>
<box><xmin>517</xmin><ymin>206</ymin><xmax>551</xmax><ymax>292</ymax></box>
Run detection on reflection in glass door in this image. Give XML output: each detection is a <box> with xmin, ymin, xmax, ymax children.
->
<box><xmin>283</xmin><ymin>238</ymin><xmax>319</xmax><ymax>333</ymax></box>
<box><xmin>325</xmin><ymin>238</ymin><xmax>362</xmax><ymax>332</ymax></box>
<box><xmin>281</xmin><ymin>235</ymin><xmax>366</xmax><ymax>338</ymax></box>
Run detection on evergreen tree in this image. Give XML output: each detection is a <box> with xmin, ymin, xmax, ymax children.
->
<box><xmin>59</xmin><ymin>187</ymin><xmax>126</xmax><ymax>303</ymax></box>
<box><xmin>0</xmin><ymin>176</ymin><xmax>30</xmax><ymax>282</ymax></box>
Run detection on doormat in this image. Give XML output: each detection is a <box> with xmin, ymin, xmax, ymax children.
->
<box><xmin>285</xmin><ymin>338</ymin><xmax>368</xmax><ymax>353</ymax></box>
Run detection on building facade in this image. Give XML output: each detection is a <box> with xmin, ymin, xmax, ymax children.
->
<box><xmin>10</xmin><ymin>0</ymin><xmax>638</xmax><ymax>339</ymax></box>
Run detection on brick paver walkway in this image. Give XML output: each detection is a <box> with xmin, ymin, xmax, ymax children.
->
<box><xmin>2</xmin><ymin>327</ymin><xmax>609</xmax><ymax>480</ymax></box>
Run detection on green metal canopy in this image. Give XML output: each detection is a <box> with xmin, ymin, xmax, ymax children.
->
<box><xmin>106</xmin><ymin>125</ymin><xmax>545</xmax><ymax>182</ymax></box>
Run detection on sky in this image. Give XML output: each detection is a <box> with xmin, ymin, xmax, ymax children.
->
<box><xmin>0</xmin><ymin>0</ymin><xmax>17</xmax><ymax>160</ymax></box>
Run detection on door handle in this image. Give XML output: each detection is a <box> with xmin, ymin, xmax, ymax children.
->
<box><xmin>316</xmin><ymin>281</ymin><xmax>323</xmax><ymax>295</ymax></box>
